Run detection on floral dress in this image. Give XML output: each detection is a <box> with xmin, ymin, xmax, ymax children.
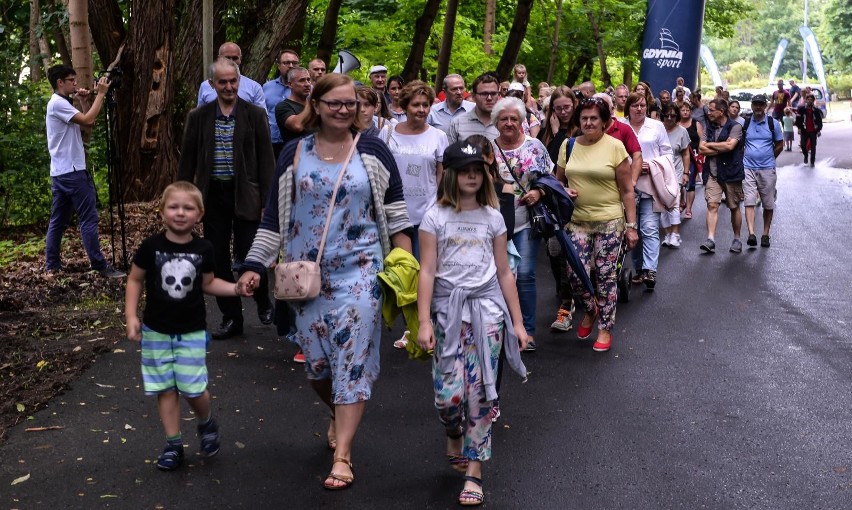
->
<box><xmin>287</xmin><ymin>135</ymin><xmax>384</xmax><ymax>404</ymax></box>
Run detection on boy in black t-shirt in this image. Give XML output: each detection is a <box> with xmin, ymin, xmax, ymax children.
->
<box><xmin>125</xmin><ymin>181</ymin><xmax>240</xmax><ymax>471</ymax></box>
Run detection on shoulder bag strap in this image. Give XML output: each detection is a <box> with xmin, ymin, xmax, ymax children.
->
<box><xmin>495</xmin><ymin>140</ymin><xmax>528</xmax><ymax>194</ymax></box>
<box><xmin>315</xmin><ymin>132</ymin><xmax>361</xmax><ymax>265</ymax></box>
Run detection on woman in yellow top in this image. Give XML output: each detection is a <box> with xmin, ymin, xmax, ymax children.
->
<box><xmin>555</xmin><ymin>98</ymin><xmax>638</xmax><ymax>352</ymax></box>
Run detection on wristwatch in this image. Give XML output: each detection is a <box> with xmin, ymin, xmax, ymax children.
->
<box><xmin>625</xmin><ymin>222</ymin><xmax>638</xmax><ymax>229</ymax></box>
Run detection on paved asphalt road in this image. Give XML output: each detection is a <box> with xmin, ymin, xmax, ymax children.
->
<box><xmin>3</xmin><ymin>121</ymin><xmax>851</xmax><ymax>509</ymax></box>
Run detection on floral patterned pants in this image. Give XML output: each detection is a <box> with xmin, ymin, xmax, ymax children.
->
<box><xmin>432</xmin><ymin>321</ymin><xmax>503</xmax><ymax>462</ymax></box>
<box><xmin>565</xmin><ymin>219</ymin><xmax>625</xmax><ymax>332</ymax></box>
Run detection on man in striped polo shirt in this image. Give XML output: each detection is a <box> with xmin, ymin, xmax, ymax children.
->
<box><xmin>178</xmin><ymin>58</ymin><xmax>275</xmax><ymax>339</ymax></box>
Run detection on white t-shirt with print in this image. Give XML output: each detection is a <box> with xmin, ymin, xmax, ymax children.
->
<box><xmin>420</xmin><ymin>204</ymin><xmax>506</xmax><ymax>323</ymax></box>
<box><xmin>381</xmin><ymin>125</ymin><xmax>449</xmax><ymax>225</ymax></box>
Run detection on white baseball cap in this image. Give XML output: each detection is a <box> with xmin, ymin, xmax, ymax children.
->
<box><xmin>369</xmin><ymin>65</ymin><xmax>388</xmax><ymax>75</ymax></box>
<box><xmin>508</xmin><ymin>82</ymin><xmax>525</xmax><ymax>92</ymax></box>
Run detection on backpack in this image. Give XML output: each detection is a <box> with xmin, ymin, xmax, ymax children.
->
<box><xmin>743</xmin><ymin>115</ymin><xmax>776</xmax><ymax>138</ymax></box>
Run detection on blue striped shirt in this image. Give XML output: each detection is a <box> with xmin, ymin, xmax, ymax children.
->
<box><xmin>213</xmin><ymin>109</ymin><xmax>236</xmax><ymax>180</ymax></box>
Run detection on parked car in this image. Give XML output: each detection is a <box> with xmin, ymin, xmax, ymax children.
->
<box><xmin>729</xmin><ymin>88</ymin><xmax>764</xmax><ymax>118</ymax></box>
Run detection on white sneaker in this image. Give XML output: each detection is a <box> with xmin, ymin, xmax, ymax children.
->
<box><xmin>669</xmin><ymin>233</ymin><xmax>681</xmax><ymax>248</ymax></box>
<box><xmin>661</xmin><ymin>233</ymin><xmax>671</xmax><ymax>247</ymax></box>
<box><xmin>550</xmin><ymin>307</ymin><xmax>573</xmax><ymax>332</ymax></box>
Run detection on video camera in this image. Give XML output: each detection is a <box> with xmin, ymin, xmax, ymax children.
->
<box><xmin>96</xmin><ymin>67</ymin><xmax>123</xmax><ymax>94</ymax></box>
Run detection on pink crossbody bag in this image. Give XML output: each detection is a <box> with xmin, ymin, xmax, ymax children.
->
<box><xmin>273</xmin><ymin>133</ymin><xmax>360</xmax><ymax>301</ymax></box>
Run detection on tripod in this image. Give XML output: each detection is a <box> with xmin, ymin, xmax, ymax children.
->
<box><xmin>103</xmin><ymin>87</ymin><xmax>129</xmax><ymax>271</ymax></box>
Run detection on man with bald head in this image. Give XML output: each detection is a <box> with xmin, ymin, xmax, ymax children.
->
<box><xmin>197</xmin><ymin>42</ymin><xmax>265</xmax><ymax>109</ymax></box>
<box><xmin>578</xmin><ymin>81</ymin><xmax>595</xmax><ymax>99</ymax></box>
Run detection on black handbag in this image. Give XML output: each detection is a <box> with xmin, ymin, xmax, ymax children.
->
<box><xmin>495</xmin><ymin>141</ymin><xmax>558</xmax><ymax>240</ymax></box>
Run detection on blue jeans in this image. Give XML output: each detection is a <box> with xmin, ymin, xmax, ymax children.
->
<box><xmin>511</xmin><ymin>228</ymin><xmax>540</xmax><ymax>335</ymax></box>
<box><xmin>45</xmin><ymin>171</ymin><xmax>107</xmax><ymax>271</ymax></box>
<box><xmin>631</xmin><ymin>195</ymin><xmax>660</xmax><ymax>272</ymax></box>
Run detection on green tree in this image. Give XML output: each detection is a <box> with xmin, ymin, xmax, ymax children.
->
<box><xmin>820</xmin><ymin>0</ymin><xmax>852</xmax><ymax>71</ymax></box>
<box><xmin>726</xmin><ymin>59</ymin><xmax>760</xmax><ymax>84</ymax></box>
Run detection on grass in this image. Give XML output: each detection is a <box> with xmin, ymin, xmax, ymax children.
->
<box><xmin>0</xmin><ymin>236</ymin><xmax>43</xmax><ymax>269</ymax></box>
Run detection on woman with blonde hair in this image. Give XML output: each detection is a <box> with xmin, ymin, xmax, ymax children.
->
<box><xmin>238</xmin><ymin>73</ymin><xmax>412</xmax><ymax>491</ymax></box>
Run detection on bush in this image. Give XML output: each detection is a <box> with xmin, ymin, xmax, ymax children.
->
<box><xmin>827</xmin><ymin>74</ymin><xmax>852</xmax><ymax>100</ymax></box>
<box><xmin>0</xmin><ymin>81</ymin><xmax>111</xmax><ymax>227</ymax></box>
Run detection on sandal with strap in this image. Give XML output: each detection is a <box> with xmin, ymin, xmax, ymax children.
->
<box><xmin>446</xmin><ymin>427</ymin><xmax>468</xmax><ymax>473</ymax></box>
<box><xmin>458</xmin><ymin>475</ymin><xmax>484</xmax><ymax>506</ymax></box>
<box><xmin>323</xmin><ymin>457</ymin><xmax>354</xmax><ymax>490</ymax></box>
<box><xmin>327</xmin><ymin>413</ymin><xmax>336</xmax><ymax>451</ymax></box>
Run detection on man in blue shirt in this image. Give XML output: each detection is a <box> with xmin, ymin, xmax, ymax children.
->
<box><xmin>263</xmin><ymin>49</ymin><xmax>300</xmax><ymax>158</ymax></box>
<box><xmin>197</xmin><ymin>42</ymin><xmax>265</xmax><ymax>110</ymax></box>
<box><xmin>427</xmin><ymin>74</ymin><xmax>475</xmax><ymax>134</ymax></box>
<box><xmin>742</xmin><ymin>94</ymin><xmax>783</xmax><ymax>248</ymax></box>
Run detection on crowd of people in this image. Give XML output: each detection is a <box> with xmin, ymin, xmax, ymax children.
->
<box><xmin>45</xmin><ymin>41</ymin><xmax>814</xmax><ymax>506</ymax></box>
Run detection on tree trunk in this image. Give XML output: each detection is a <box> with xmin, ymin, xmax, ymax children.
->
<box><xmin>435</xmin><ymin>0</ymin><xmax>459</xmax><ymax>91</ymax></box>
<box><xmin>484</xmin><ymin>0</ymin><xmax>495</xmax><ymax>55</ymax></box>
<box><xmin>29</xmin><ymin>0</ymin><xmax>42</xmax><ymax>81</ymax></box>
<box><xmin>402</xmin><ymin>0</ymin><xmax>441</xmax><ymax>82</ymax></box>
<box><xmin>88</xmin><ymin>0</ymin><xmax>125</xmax><ymax>67</ymax></box>
<box><xmin>174</xmin><ymin>0</ymin><xmax>204</xmax><ymax>99</ymax></box>
<box><xmin>39</xmin><ymin>36</ymin><xmax>53</xmax><ymax>72</ymax></box>
<box><xmin>565</xmin><ymin>55</ymin><xmax>592</xmax><ymax>86</ymax></box>
<box><xmin>47</xmin><ymin>0</ymin><xmax>71</xmax><ymax>67</ymax></box>
<box><xmin>546</xmin><ymin>0</ymin><xmax>564</xmax><ymax>84</ymax></box>
<box><xmin>496</xmin><ymin>0</ymin><xmax>533</xmax><ymax>81</ymax></box>
<box><xmin>583</xmin><ymin>2</ymin><xmax>611</xmax><ymax>88</ymax></box>
<box><xmin>622</xmin><ymin>66</ymin><xmax>633</xmax><ymax>88</ymax></box>
<box><xmin>240</xmin><ymin>0</ymin><xmax>310</xmax><ymax>83</ymax></box>
<box><xmin>112</xmin><ymin>0</ymin><xmax>179</xmax><ymax>202</ymax></box>
<box><xmin>67</xmin><ymin>0</ymin><xmax>93</xmax><ymax>85</ymax></box>
<box><xmin>316</xmin><ymin>0</ymin><xmax>343</xmax><ymax>66</ymax></box>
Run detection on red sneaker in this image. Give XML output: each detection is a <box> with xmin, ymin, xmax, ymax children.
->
<box><xmin>293</xmin><ymin>350</ymin><xmax>306</xmax><ymax>364</ymax></box>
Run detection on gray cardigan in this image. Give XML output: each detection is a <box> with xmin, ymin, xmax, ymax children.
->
<box><xmin>431</xmin><ymin>276</ymin><xmax>527</xmax><ymax>402</ymax></box>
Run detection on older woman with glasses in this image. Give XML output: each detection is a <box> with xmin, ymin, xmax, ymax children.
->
<box><xmin>556</xmin><ymin>97</ymin><xmax>638</xmax><ymax>351</ymax></box>
<box><xmin>237</xmin><ymin>74</ymin><xmax>412</xmax><ymax>491</ymax></box>
<box><xmin>491</xmin><ymin>96</ymin><xmax>553</xmax><ymax>351</ymax></box>
<box><xmin>624</xmin><ymin>92</ymin><xmax>673</xmax><ymax>290</ymax></box>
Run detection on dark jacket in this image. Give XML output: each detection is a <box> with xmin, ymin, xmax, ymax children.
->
<box><xmin>177</xmin><ymin>98</ymin><xmax>275</xmax><ymax>221</ymax></box>
<box><xmin>794</xmin><ymin>105</ymin><xmax>823</xmax><ymax>133</ymax></box>
<box><xmin>704</xmin><ymin>118</ymin><xmax>744</xmax><ymax>184</ymax></box>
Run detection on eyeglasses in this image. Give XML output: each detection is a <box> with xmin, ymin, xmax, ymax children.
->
<box><xmin>476</xmin><ymin>91</ymin><xmax>499</xmax><ymax>98</ymax></box>
<box><xmin>553</xmin><ymin>106</ymin><xmax>573</xmax><ymax>113</ymax></box>
<box><xmin>317</xmin><ymin>99</ymin><xmax>359</xmax><ymax>111</ymax></box>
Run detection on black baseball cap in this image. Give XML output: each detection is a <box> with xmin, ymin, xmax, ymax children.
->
<box><xmin>443</xmin><ymin>141</ymin><xmax>485</xmax><ymax>170</ymax></box>
<box><xmin>751</xmin><ymin>94</ymin><xmax>768</xmax><ymax>104</ymax></box>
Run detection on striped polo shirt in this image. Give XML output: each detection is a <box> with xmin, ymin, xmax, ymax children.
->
<box><xmin>447</xmin><ymin>107</ymin><xmax>499</xmax><ymax>145</ymax></box>
<box><xmin>212</xmin><ymin>104</ymin><xmax>236</xmax><ymax>180</ymax></box>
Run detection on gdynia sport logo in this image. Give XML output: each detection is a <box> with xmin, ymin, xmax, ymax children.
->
<box><xmin>643</xmin><ymin>28</ymin><xmax>683</xmax><ymax>69</ymax></box>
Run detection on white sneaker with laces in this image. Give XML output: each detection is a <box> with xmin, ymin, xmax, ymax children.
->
<box><xmin>670</xmin><ymin>233</ymin><xmax>681</xmax><ymax>248</ymax></box>
<box><xmin>662</xmin><ymin>233</ymin><xmax>671</xmax><ymax>247</ymax></box>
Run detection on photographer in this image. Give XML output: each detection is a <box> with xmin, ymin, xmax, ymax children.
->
<box><xmin>44</xmin><ymin>65</ymin><xmax>124</xmax><ymax>278</ymax></box>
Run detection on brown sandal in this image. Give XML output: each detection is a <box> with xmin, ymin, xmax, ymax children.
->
<box><xmin>323</xmin><ymin>457</ymin><xmax>354</xmax><ymax>490</ymax></box>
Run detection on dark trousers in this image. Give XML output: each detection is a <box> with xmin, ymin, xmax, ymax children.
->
<box><xmin>45</xmin><ymin>170</ymin><xmax>107</xmax><ymax>271</ymax></box>
<box><xmin>800</xmin><ymin>131</ymin><xmax>818</xmax><ymax>162</ymax></box>
<box><xmin>203</xmin><ymin>180</ymin><xmax>271</xmax><ymax>324</ymax></box>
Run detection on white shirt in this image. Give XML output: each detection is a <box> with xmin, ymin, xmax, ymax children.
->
<box><xmin>671</xmin><ymin>86</ymin><xmax>692</xmax><ymax>100</ymax></box>
<box><xmin>197</xmin><ymin>74</ymin><xmax>266</xmax><ymax>109</ymax></box>
<box><xmin>419</xmin><ymin>204</ymin><xmax>506</xmax><ymax>322</ymax></box>
<box><xmin>46</xmin><ymin>93</ymin><xmax>86</xmax><ymax>177</ymax></box>
<box><xmin>380</xmin><ymin>124</ymin><xmax>449</xmax><ymax>225</ymax></box>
